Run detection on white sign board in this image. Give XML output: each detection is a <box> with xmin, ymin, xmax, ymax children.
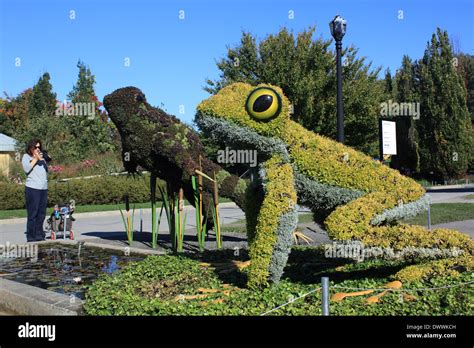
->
<box><xmin>381</xmin><ymin>120</ymin><xmax>397</xmax><ymax>155</ymax></box>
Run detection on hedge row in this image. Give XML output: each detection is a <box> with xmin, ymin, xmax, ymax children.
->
<box><xmin>0</xmin><ymin>174</ymin><xmax>164</xmax><ymax>210</ymax></box>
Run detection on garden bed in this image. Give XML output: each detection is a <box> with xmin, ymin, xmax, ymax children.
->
<box><xmin>84</xmin><ymin>247</ymin><xmax>474</xmax><ymax>316</ymax></box>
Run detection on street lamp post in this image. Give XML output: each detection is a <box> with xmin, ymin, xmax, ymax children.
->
<box><xmin>329</xmin><ymin>15</ymin><xmax>347</xmax><ymax>143</ymax></box>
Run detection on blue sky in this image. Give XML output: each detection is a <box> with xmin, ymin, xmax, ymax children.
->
<box><xmin>1</xmin><ymin>0</ymin><xmax>473</xmax><ymax>124</ymax></box>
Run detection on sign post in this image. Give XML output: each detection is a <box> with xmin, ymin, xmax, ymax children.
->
<box><xmin>379</xmin><ymin>119</ymin><xmax>397</xmax><ymax>163</ymax></box>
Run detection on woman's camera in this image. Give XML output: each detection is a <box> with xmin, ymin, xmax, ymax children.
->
<box><xmin>41</xmin><ymin>150</ymin><xmax>52</xmax><ymax>163</ymax></box>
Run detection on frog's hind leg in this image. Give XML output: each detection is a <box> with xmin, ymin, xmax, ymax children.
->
<box><xmin>245</xmin><ymin>155</ymin><xmax>298</xmax><ymax>289</ymax></box>
<box><xmin>326</xmin><ymin>193</ymin><xmax>473</xmax><ymax>255</ymax></box>
<box><xmin>324</xmin><ymin>191</ymin><xmax>474</xmax><ymax>300</ymax></box>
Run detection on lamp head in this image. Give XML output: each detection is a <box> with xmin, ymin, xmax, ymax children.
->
<box><xmin>329</xmin><ymin>15</ymin><xmax>347</xmax><ymax>41</ymax></box>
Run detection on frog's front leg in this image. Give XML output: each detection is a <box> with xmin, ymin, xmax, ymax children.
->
<box><xmin>245</xmin><ymin>154</ymin><xmax>298</xmax><ymax>289</ymax></box>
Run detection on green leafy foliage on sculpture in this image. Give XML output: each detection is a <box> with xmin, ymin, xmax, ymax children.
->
<box><xmin>103</xmin><ymin>86</ymin><xmax>247</xmax><ymax>229</ymax></box>
<box><xmin>196</xmin><ymin>82</ymin><xmax>474</xmax><ymax>288</ymax></box>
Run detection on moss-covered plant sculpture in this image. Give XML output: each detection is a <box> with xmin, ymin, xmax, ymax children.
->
<box><xmin>196</xmin><ymin>82</ymin><xmax>473</xmax><ymax>289</ymax></box>
<box><xmin>103</xmin><ymin>87</ymin><xmax>247</xmax><ymax>242</ymax></box>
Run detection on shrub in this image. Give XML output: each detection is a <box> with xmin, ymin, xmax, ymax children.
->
<box><xmin>0</xmin><ymin>174</ymin><xmax>164</xmax><ymax>210</ymax></box>
<box><xmin>394</xmin><ymin>256</ymin><xmax>473</xmax><ymax>282</ymax></box>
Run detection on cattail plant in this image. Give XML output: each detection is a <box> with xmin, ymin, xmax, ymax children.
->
<box><xmin>150</xmin><ymin>174</ymin><xmax>165</xmax><ymax>249</ymax></box>
<box><xmin>194</xmin><ymin>169</ymin><xmax>222</xmax><ymax>249</ymax></box>
<box><xmin>192</xmin><ymin>175</ymin><xmax>206</xmax><ymax>251</ymax></box>
<box><xmin>176</xmin><ymin>188</ymin><xmax>186</xmax><ymax>252</ymax></box>
<box><xmin>118</xmin><ymin>194</ymin><xmax>135</xmax><ymax>246</ymax></box>
<box><xmin>158</xmin><ymin>184</ymin><xmax>173</xmax><ymax>249</ymax></box>
<box><xmin>158</xmin><ymin>184</ymin><xmax>186</xmax><ymax>252</ymax></box>
<box><xmin>212</xmin><ymin>172</ymin><xmax>222</xmax><ymax>249</ymax></box>
<box><xmin>150</xmin><ymin>174</ymin><xmax>158</xmax><ymax>248</ymax></box>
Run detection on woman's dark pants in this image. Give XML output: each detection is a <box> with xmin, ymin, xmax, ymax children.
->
<box><xmin>25</xmin><ymin>187</ymin><xmax>48</xmax><ymax>242</ymax></box>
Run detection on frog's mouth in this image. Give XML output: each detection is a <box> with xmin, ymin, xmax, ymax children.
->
<box><xmin>196</xmin><ymin>114</ymin><xmax>289</xmax><ymax>162</ymax></box>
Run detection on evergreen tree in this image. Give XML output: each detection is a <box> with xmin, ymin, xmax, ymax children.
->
<box><xmin>455</xmin><ymin>53</ymin><xmax>474</xmax><ymax>170</ymax></box>
<box><xmin>67</xmin><ymin>61</ymin><xmax>96</xmax><ymax>102</ymax></box>
<box><xmin>383</xmin><ymin>68</ymin><xmax>394</xmax><ymax>97</ymax></box>
<box><xmin>416</xmin><ymin>28</ymin><xmax>473</xmax><ymax>180</ymax></box>
<box><xmin>455</xmin><ymin>53</ymin><xmax>474</xmax><ymax>123</ymax></box>
<box><xmin>391</xmin><ymin>56</ymin><xmax>420</xmax><ymax>174</ymax></box>
<box><xmin>29</xmin><ymin>72</ymin><xmax>57</xmax><ymax>118</ymax></box>
<box><xmin>66</xmin><ymin>60</ymin><xmax>115</xmax><ymax>158</ymax></box>
<box><xmin>205</xmin><ymin>27</ymin><xmax>384</xmax><ymax>156</ymax></box>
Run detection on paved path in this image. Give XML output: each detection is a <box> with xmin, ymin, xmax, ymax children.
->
<box><xmin>426</xmin><ymin>186</ymin><xmax>474</xmax><ymax>203</ymax></box>
<box><xmin>0</xmin><ymin>203</ymin><xmax>331</xmax><ymax>251</ymax></box>
<box><xmin>1</xmin><ymin>188</ymin><xmax>473</xmax><ymax>250</ymax></box>
<box><xmin>0</xmin><ymin>203</ymin><xmax>247</xmax><ymax>251</ymax></box>
<box><xmin>431</xmin><ymin>220</ymin><xmax>474</xmax><ymax>239</ymax></box>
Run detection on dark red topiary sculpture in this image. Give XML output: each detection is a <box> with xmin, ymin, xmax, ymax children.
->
<box><xmin>103</xmin><ymin>87</ymin><xmax>247</xmax><ymax>226</ymax></box>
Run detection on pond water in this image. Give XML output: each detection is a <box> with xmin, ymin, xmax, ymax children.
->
<box><xmin>0</xmin><ymin>243</ymin><xmax>144</xmax><ymax>299</ymax></box>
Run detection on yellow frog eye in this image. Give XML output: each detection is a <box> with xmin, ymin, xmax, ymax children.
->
<box><xmin>245</xmin><ymin>87</ymin><xmax>282</xmax><ymax>121</ymax></box>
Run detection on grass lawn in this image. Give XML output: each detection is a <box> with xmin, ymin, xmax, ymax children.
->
<box><xmin>0</xmin><ymin>198</ymin><xmax>231</xmax><ymax>220</ymax></box>
<box><xmin>402</xmin><ymin>203</ymin><xmax>474</xmax><ymax>225</ymax></box>
<box><xmin>2</xmin><ymin>202</ymin><xmax>473</xmax><ymax>227</ymax></box>
<box><xmin>221</xmin><ymin>204</ymin><xmax>474</xmax><ymax>234</ymax></box>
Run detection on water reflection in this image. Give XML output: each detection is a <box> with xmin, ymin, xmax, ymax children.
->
<box><xmin>0</xmin><ymin>243</ymin><xmax>143</xmax><ymax>299</ymax></box>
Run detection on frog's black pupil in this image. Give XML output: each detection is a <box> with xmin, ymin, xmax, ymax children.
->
<box><xmin>253</xmin><ymin>95</ymin><xmax>273</xmax><ymax>112</ymax></box>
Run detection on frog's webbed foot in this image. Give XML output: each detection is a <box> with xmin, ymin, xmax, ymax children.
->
<box><xmin>200</xmin><ymin>260</ymin><xmax>251</xmax><ymax>274</ymax></box>
<box><xmin>245</xmin><ymin>155</ymin><xmax>298</xmax><ymax>289</ymax></box>
<box><xmin>331</xmin><ymin>280</ymin><xmax>403</xmax><ymax>303</ymax></box>
<box><xmin>293</xmin><ymin>230</ymin><xmax>314</xmax><ymax>245</ymax></box>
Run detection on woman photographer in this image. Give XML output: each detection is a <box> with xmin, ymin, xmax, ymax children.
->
<box><xmin>22</xmin><ymin>139</ymin><xmax>51</xmax><ymax>242</ymax></box>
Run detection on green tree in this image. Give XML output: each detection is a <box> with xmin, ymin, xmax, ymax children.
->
<box><xmin>66</xmin><ymin>60</ymin><xmax>115</xmax><ymax>159</ymax></box>
<box><xmin>0</xmin><ymin>89</ymin><xmax>34</xmax><ymax>138</ymax></box>
<box><xmin>455</xmin><ymin>53</ymin><xmax>474</xmax><ymax>122</ymax></box>
<box><xmin>383</xmin><ymin>68</ymin><xmax>394</xmax><ymax>97</ymax></box>
<box><xmin>28</xmin><ymin>72</ymin><xmax>57</xmax><ymax>118</ymax></box>
<box><xmin>205</xmin><ymin>27</ymin><xmax>384</xmax><ymax>156</ymax></box>
<box><xmin>1</xmin><ymin>79</ymin><xmax>72</xmax><ymax>162</ymax></box>
<box><xmin>455</xmin><ymin>53</ymin><xmax>474</xmax><ymax>170</ymax></box>
<box><xmin>415</xmin><ymin>28</ymin><xmax>473</xmax><ymax>180</ymax></box>
<box><xmin>391</xmin><ymin>56</ymin><xmax>420</xmax><ymax>174</ymax></box>
<box><xmin>0</xmin><ymin>97</ymin><xmax>13</xmax><ymax>135</ymax></box>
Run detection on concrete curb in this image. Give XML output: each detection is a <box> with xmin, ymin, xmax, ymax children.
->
<box><xmin>0</xmin><ymin>240</ymin><xmax>167</xmax><ymax>315</ymax></box>
<box><xmin>53</xmin><ymin>239</ymin><xmax>166</xmax><ymax>255</ymax></box>
<box><xmin>426</xmin><ymin>184</ymin><xmax>474</xmax><ymax>190</ymax></box>
<box><xmin>0</xmin><ymin>278</ymin><xmax>83</xmax><ymax>315</ymax></box>
<box><xmin>0</xmin><ymin>202</ymin><xmax>238</xmax><ymax>225</ymax></box>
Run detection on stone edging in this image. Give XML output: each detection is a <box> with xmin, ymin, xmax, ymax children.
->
<box><xmin>0</xmin><ymin>278</ymin><xmax>83</xmax><ymax>315</ymax></box>
<box><xmin>0</xmin><ymin>239</ymin><xmax>166</xmax><ymax>315</ymax></box>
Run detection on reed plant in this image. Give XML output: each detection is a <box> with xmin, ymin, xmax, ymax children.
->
<box><xmin>118</xmin><ymin>194</ymin><xmax>135</xmax><ymax>246</ymax></box>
